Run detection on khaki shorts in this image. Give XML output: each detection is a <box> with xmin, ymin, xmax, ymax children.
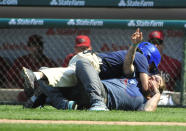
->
<box><xmin>40</xmin><ymin>51</ymin><xmax>101</xmax><ymax>87</ymax></box>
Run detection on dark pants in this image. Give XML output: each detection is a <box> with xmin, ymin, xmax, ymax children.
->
<box><xmin>38</xmin><ymin>80</ymin><xmax>70</xmax><ymax>109</ymax></box>
<box><xmin>38</xmin><ymin>80</ymin><xmax>90</xmax><ymax>109</ymax></box>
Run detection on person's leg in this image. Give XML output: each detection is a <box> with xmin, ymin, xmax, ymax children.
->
<box><xmin>23</xmin><ymin>87</ymin><xmax>46</xmax><ymax>108</ymax></box>
<box><xmin>39</xmin><ymin>66</ymin><xmax>77</xmax><ymax>87</ymax></box>
<box><xmin>38</xmin><ymin>51</ymin><xmax>101</xmax><ymax>88</ymax></box>
<box><xmin>76</xmin><ymin>59</ymin><xmax>108</xmax><ymax>111</ymax></box>
<box><xmin>38</xmin><ymin>80</ymin><xmax>77</xmax><ymax>110</ymax></box>
<box><xmin>24</xmin><ymin>80</ymin><xmax>78</xmax><ymax>110</ymax></box>
<box><xmin>21</xmin><ymin>66</ymin><xmax>77</xmax><ymax>98</ymax></box>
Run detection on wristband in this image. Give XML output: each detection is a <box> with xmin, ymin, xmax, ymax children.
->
<box><xmin>132</xmin><ymin>43</ymin><xmax>139</xmax><ymax>47</ymax></box>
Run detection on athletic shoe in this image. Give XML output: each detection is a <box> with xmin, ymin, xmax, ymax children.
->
<box><xmin>67</xmin><ymin>101</ymin><xmax>78</xmax><ymax>110</ymax></box>
<box><xmin>23</xmin><ymin>97</ymin><xmax>45</xmax><ymax>109</ymax></box>
<box><xmin>23</xmin><ymin>99</ymin><xmax>34</xmax><ymax>108</ymax></box>
<box><xmin>89</xmin><ymin>102</ymin><xmax>109</xmax><ymax>111</ymax></box>
<box><xmin>23</xmin><ymin>87</ymin><xmax>45</xmax><ymax>109</ymax></box>
<box><xmin>21</xmin><ymin>67</ymin><xmax>36</xmax><ymax>97</ymax></box>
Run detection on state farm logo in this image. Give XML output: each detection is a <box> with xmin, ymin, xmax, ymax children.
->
<box><xmin>128</xmin><ymin>20</ymin><xmax>136</xmax><ymax>27</ymax></box>
<box><xmin>118</xmin><ymin>0</ymin><xmax>154</xmax><ymax>7</ymax></box>
<box><xmin>8</xmin><ymin>19</ymin><xmax>44</xmax><ymax>25</ymax></box>
<box><xmin>50</xmin><ymin>0</ymin><xmax>85</xmax><ymax>6</ymax></box>
<box><xmin>0</xmin><ymin>0</ymin><xmax>18</xmax><ymax>5</ymax></box>
<box><xmin>67</xmin><ymin>19</ymin><xmax>103</xmax><ymax>26</ymax></box>
<box><xmin>128</xmin><ymin>20</ymin><xmax>164</xmax><ymax>27</ymax></box>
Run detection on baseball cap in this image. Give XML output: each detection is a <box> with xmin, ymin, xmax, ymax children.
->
<box><xmin>75</xmin><ymin>35</ymin><xmax>91</xmax><ymax>48</ymax></box>
<box><xmin>149</xmin><ymin>31</ymin><xmax>164</xmax><ymax>41</ymax></box>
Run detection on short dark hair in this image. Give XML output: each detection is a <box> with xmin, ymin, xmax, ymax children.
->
<box><xmin>27</xmin><ymin>34</ymin><xmax>43</xmax><ymax>48</ymax></box>
<box><xmin>149</xmin><ymin>38</ymin><xmax>163</xmax><ymax>45</ymax></box>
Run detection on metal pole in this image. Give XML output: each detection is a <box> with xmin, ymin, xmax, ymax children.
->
<box><xmin>180</xmin><ymin>30</ymin><xmax>186</xmax><ymax>106</ymax></box>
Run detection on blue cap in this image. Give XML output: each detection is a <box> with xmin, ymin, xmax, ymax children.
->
<box><xmin>137</xmin><ymin>42</ymin><xmax>161</xmax><ymax>68</ymax></box>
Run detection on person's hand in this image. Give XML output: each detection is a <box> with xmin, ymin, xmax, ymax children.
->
<box><xmin>148</xmin><ymin>80</ymin><xmax>160</xmax><ymax>96</ymax></box>
<box><xmin>131</xmin><ymin>28</ymin><xmax>143</xmax><ymax>46</ymax></box>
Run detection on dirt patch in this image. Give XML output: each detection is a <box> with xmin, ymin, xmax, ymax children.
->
<box><xmin>0</xmin><ymin>119</ymin><xmax>186</xmax><ymax>126</ymax></box>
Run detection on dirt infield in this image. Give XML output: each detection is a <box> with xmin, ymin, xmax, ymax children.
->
<box><xmin>0</xmin><ymin>119</ymin><xmax>186</xmax><ymax>126</ymax></box>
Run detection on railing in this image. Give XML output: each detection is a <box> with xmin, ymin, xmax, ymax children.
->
<box><xmin>0</xmin><ymin>0</ymin><xmax>186</xmax><ymax>8</ymax></box>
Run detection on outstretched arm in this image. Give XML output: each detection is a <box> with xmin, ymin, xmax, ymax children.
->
<box><xmin>123</xmin><ymin>28</ymin><xmax>143</xmax><ymax>76</ymax></box>
<box><xmin>123</xmin><ymin>28</ymin><xmax>149</xmax><ymax>91</ymax></box>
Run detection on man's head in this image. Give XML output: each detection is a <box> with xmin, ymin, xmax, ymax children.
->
<box><xmin>146</xmin><ymin>74</ymin><xmax>166</xmax><ymax>99</ymax></box>
<box><xmin>148</xmin><ymin>31</ymin><xmax>164</xmax><ymax>55</ymax></box>
<box><xmin>149</xmin><ymin>74</ymin><xmax>165</xmax><ymax>93</ymax></box>
<box><xmin>27</xmin><ymin>34</ymin><xmax>43</xmax><ymax>48</ymax></box>
<box><xmin>137</xmin><ymin>42</ymin><xmax>161</xmax><ymax>69</ymax></box>
<box><xmin>75</xmin><ymin>35</ymin><xmax>92</xmax><ymax>53</ymax></box>
<box><xmin>27</xmin><ymin>34</ymin><xmax>43</xmax><ymax>55</ymax></box>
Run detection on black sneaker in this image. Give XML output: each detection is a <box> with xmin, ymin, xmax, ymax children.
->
<box><xmin>21</xmin><ymin>67</ymin><xmax>36</xmax><ymax>97</ymax></box>
<box><xmin>23</xmin><ymin>98</ymin><xmax>34</xmax><ymax>108</ymax></box>
<box><xmin>23</xmin><ymin>87</ymin><xmax>46</xmax><ymax>109</ymax></box>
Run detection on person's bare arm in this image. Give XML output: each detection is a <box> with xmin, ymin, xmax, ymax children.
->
<box><xmin>123</xmin><ymin>28</ymin><xmax>143</xmax><ymax>76</ymax></box>
<box><xmin>143</xmin><ymin>82</ymin><xmax>161</xmax><ymax>112</ymax></box>
<box><xmin>140</xmin><ymin>73</ymin><xmax>149</xmax><ymax>91</ymax></box>
<box><xmin>144</xmin><ymin>93</ymin><xmax>160</xmax><ymax>112</ymax></box>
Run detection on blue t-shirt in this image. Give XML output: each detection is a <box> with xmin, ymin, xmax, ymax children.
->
<box><xmin>102</xmin><ymin>78</ymin><xmax>146</xmax><ymax>110</ymax></box>
<box><xmin>98</xmin><ymin>50</ymin><xmax>149</xmax><ymax>79</ymax></box>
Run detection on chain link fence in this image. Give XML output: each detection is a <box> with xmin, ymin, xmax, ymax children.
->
<box><xmin>0</xmin><ymin>27</ymin><xmax>185</xmax><ymax>106</ymax></box>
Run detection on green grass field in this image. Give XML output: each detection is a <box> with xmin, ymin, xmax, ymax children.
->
<box><xmin>1</xmin><ymin>124</ymin><xmax>186</xmax><ymax>131</ymax></box>
<box><xmin>0</xmin><ymin>105</ymin><xmax>186</xmax><ymax>131</ymax></box>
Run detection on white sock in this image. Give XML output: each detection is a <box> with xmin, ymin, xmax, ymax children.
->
<box><xmin>33</xmin><ymin>72</ymin><xmax>42</xmax><ymax>80</ymax></box>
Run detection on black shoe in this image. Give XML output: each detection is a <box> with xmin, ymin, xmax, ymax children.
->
<box><xmin>23</xmin><ymin>88</ymin><xmax>46</xmax><ymax>109</ymax></box>
<box><xmin>21</xmin><ymin>67</ymin><xmax>36</xmax><ymax>97</ymax></box>
<box><xmin>23</xmin><ymin>99</ymin><xmax>34</xmax><ymax>108</ymax></box>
